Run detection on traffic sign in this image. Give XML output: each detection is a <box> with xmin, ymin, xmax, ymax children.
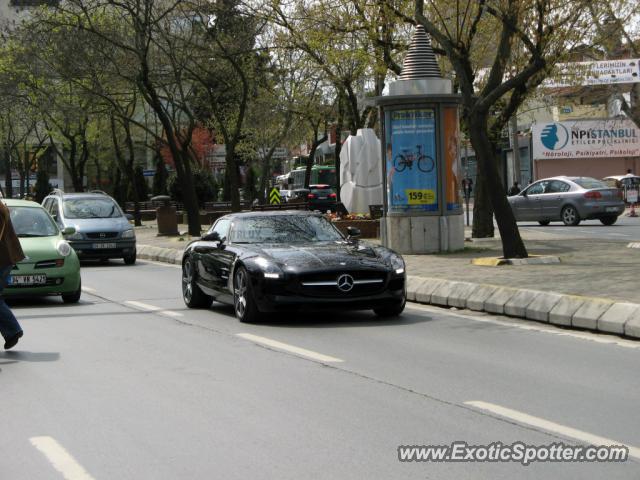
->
<box><xmin>269</xmin><ymin>187</ymin><xmax>281</xmax><ymax>204</ymax></box>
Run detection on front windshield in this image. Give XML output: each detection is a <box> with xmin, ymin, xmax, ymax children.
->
<box><xmin>63</xmin><ymin>198</ymin><xmax>123</xmax><ymax>219</ymax></box>
<box><xmin>9</xmin><ymin>206</ymin><xmax>59</xmax><ymax>237</ymax></box>
<box><xmin>230</xmin><ymin>215</ymin><xmax>344</xmax><ymax>244</ymax></box>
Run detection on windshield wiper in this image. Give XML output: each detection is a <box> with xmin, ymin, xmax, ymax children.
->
<box><xmin>17</xmin><ymin>233</ymin><xmax>44</xmax><ymax>237</ymax></box>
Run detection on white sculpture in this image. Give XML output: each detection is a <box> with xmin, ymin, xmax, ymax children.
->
<box><xmin>339</xmin><ymin>128</ymin><xmax>383</xmax><ymax>215</ymax></box>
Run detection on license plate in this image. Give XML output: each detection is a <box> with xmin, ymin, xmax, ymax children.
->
<box><xmin>606</xmin><ymin>207</ymin><xmax>619</xmax><ymax>212</ymax></box>
<box><xmin>7</xmin><ymin>274</ymin><xmax>47</xmax><ymax>286</ymax></box>
<box><xmin>318</xmin><ymin>196</ymin><xmax>327</xmax><ymax>200</ymax></box>
<box><xmin>92</xmin><ymin>243</ymin><xmax>117</xmax><ymax>249</ymax></box>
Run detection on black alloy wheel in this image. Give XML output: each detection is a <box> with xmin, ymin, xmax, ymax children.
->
<box><xmin>182</xmin><ymin>257</ymin><xmax>213</xmax><ymax>308</ymax></box>
<box><xmin>233</xmin><ymin>266</ymin><xmax>259</xmax><ymax>323</ymax></box>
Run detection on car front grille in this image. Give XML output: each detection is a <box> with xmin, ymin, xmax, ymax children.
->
<box><xmin>297</xmin><ymin>270</ymin><xmax>388</xmax><ymax>297</ymax></box>
<box><xmin>85</xmin><ymin>232</ymin><xmax>119</xmax><ymax>239</ymax></box>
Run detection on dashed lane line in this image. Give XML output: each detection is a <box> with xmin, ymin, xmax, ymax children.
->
<box><xmin>124</xmin><ymin>300</ymin><xmax>184</xmax><ymax>317</ymax></box>
<box><xmin>465</xmin><ymin>401</ymin><xmax>640</xmax><ymax>460</ymax></box>
<box><xmin>30</xmin><ymin>436</ymin><xmax>96</xmax><ymax>480</ymax></box>
<box><xmin>236</xmin><ymin>333</ymin><xmax>344</xmax><ymax>363</ymax></box>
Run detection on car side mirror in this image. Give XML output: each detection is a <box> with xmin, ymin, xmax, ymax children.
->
<box><xmin>521</xmin><ymin>191</ymin><xmax>528</xmax><ymax>197</ymax></box>
<box><xmin>346</xmin><ymin>226</ymin><xmax>361</xmax><ymax>241</ymax></box>
<box><xmin>202</xmin><ymin>231</ymin><xmax>221</xmax><ymax>243</ymax></box>
<box><xmin>62</xmin><ymin>226</ymin><xmax>76</xmax><ymax>236</ymax></box>
<box><xmin>125</xmin><ymin>213</ymin><xmax>134</xmax><ymax>221</ymax></box>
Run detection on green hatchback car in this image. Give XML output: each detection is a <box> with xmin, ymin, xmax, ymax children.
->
<box><xmin>3</xmin><ymin>199</ymin><xmax>82</xmax><ymax>303</ymax></box>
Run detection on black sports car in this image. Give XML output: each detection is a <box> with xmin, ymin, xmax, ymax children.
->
<box><xmin>181</xmin><ymin>211</ymin><xmax>406</xmax><ymax>322</ymax></box>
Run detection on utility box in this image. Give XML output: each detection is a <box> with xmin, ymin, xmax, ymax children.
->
<box><xmin>152</xmin><ymin>195</ymin><xmax>179</xmax><ymax>236</ymax></box>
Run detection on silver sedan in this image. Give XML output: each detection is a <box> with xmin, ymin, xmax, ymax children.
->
<box><xmin>508</xmin><ymin>176</ymin><xmax>625</xmax><ymax>226</ymax></box>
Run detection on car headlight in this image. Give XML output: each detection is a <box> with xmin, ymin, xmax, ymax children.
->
<box><xmin>65</xmin><ymin>231</ymin><xmax>83</xmax><ymax>241</ymax></box>
<box><xmin>121</xmin><ymin>229</ymin><xmax>136</xmax><ymax>239</ymax></box>
<box><xmin>57</xmin><ymin>240</ymin><xmax>72</xmax><ymax>257</ymax></box>
<box><xmin>255</xmin><ymin>257</ymin><xmax>283</xmax><ymax>279</ymax></box>
<box><xmin>390</xmin><ymin>254</ymin><xmax>405</xmax><ymax>275</ymax></box>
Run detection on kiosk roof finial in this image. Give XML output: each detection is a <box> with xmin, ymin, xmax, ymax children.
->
<box><xmin>400</xmin><ymin>24</ymin><xmax>441</xmax><ymax>80</ymax></box>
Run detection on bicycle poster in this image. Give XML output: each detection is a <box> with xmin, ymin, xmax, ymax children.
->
<box><xmin>385</xmin><ymin>109</ymin><xmax>438</xmax><ymax>212</ymax></box>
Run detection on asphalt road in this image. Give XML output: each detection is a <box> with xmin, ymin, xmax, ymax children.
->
<box><xmin>516</xmin><ymin>215</ymin><xmax>640</xmax><ymax>241</ymax></box>
<box><xmin>2</xmin><ymin>260</ymin><xmax>639</xmax><ymax>479</ymax></box>
<box><xmin>461</xmin><ymin>208</ymin><xmax>640</xmax><ymax>240</ymax></box>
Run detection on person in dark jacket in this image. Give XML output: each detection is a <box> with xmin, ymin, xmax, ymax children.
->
<box><xmin>508</xmin><ymin>181</ymin><xmax>521</xmax><ymax>196</ymax></box>
<box><xmin>0</xmin><ymin>200</ymin><xmax>25</xmax><ymax>349</ymax></box>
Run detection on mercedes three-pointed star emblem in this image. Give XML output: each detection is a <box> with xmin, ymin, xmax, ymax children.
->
<box><xmin>337</xmin><ymin>274</ymin><xmax>354</xmax><ymax>292</ymax></box>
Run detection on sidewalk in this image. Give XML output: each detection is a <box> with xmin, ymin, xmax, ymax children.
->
<box><xmin>133</xmin><ymin>222</ymin><xmax>640</xmax><ymax>339</ymax></box>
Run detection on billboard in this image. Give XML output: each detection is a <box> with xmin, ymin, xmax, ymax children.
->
<box><xmin>543</xmin><ymin>59</ymin><xmax>640</xmax><ymax>88</ymax></box>
<box><xmin>385</xmin><ymin>109</ymin><xmax>438</xmax><ymax>212</ymax></box>
<box><xmin>532</xmin><ymin>118</ymin><xmax>640</xmax><ymax>160</ymax></box>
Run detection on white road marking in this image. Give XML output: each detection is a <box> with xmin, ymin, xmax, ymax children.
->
<box><xmin>30</xmin><ymin>436</ymin><xmax>96</xmax><ymax>480</ymax></box>
<box><xmin>124</xmin><ymin>301</ymin><xmax>183</xmax><ymax>317</ymax></box>
<box><xmin>465</xmin><ymin>401</ymin><xmax>640</xmax><ymax>460</ymax></box>
<box><xmin>236</xmin><ymin>333</ymin><xmax>344</xmax><ymax>363</ymax></box>
<box><xmin>407</xmin><ymin>303</ymin><xmax>640</xmax><ymax>349</ymax></box>
<box><xmin>81</xmin><ymin>286</ymin><xmax>97</xmax><ymax>294</ymax></box>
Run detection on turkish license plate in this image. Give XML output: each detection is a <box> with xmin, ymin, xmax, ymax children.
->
<box><xmin>7</xmin><ymin>274</ymin><xmax>47</xmax><ymax>286</ymax></box>
<box><xmin>606</xmin><ymin>207</ymin><xmax>619</xmax><ymax>212</ymax></box>
<box><xmin>92</xmin><ymin>243</ymin><xmax>117</xmax><ymax>249</ymax></box>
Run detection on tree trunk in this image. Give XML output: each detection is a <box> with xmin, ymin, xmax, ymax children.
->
<box><xmin>259</xmin><ymin>151</ymin><xmax>273</xmax><ymax>204</ymax></box>
<box><xmin>472</xmin><ymin>173</ymin><xmax>494</xmax><ymax>238</ymax></box>
<box><xmin>4</xmin><ymin>148</ymin><xmax>12</xmax><ymax>198</ymax></box>
<box><xmin>334</xmin><ymin>97</ymin><xmax>345</xmax><ymax>202</ymax></box>
<box><xmin>225</xmin><ymin>142</ymin><xmax>241</xmax><ymax>212</ymax></box>
<box><xmin>469</xmin><ymin>112</ymin><xmax>527</xmax><ymax>258</ymax></box>
<box><xmin>304</xmin><ymin>132</ymin><xmax>327</xmax><ymax>189</ymax></box>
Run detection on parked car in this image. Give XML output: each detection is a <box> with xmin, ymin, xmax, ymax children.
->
<box><xmin>603</xmin><ymin>174</ymin><xmax>640</xmax><ymax>203</ymax></box>
<box><xmin>42</xmin><ymin>190</ymin><xmax>137</xmax><ymax>264</ymax></box>
<box><xmin>307</xmin><ymin>184</ymin><xmax>337</xmax><ymax>212</ymax></box>
<box><xmin>3</xmin><ymin>199</ymin><xmax>81</xmax><ymax>303</ymax></box>
<box><xmin>181</xmin><ymin>211</ymin><xmax>406</xmax><ymax>322</ymax></box>
<box><xmin>278</xmin><ymin>189</ymin><xmax>299</xmax><ymax>203</ymax></box>
<box><xmin>507</xmin><ymin>176</ymin><xmax>625</xmax><ymax>226</ymax></box>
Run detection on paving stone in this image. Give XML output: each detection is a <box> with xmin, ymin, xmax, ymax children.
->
<box><xmin>484</xmin><ymin>287</ymin><xmax>519</xmax><ymax>315</ymax></box>
<box><xmin>415</xmin><ymin>278</ymin><xmax>446</xmax><ymax>304</ymax></box>
<box><xmin>624</xmin><ymin>310</ymin><xmax>640</xmax><ymax>339</ymax></box>
<box><xmin>597</xmin><ymin>303</ymin><xmax>640</xmax><ymax>335</ymax></box>
<box><xmin>572</xmin><ymin>299</ymin><xmax>614</xmax><ymax>330</ymax></box>
<box><xmin>406</xmin><ymin>276</ymin><xmax>428</xmax><ymax>302</ymax></box>
<box><xmin>447</xmin><ymin>282</ymin><xmax>480</xmax><ymax>309</ymax></box>
<box><xmin>525</xmin><ymin>292</ymin><xmax>563</xmax><ymax>322</ymax></box>
<box><xmin>504</xmin><ymin>290</ymin><xmax>541</xmax><ymax>317</ymax></box>
<box><xmin>431</xmin><ymin>281</ymin><xmax>463</xmax><ymax>306</ymax></box>
<box><xmin>466</xmin><ymin>284</ymin><xmax>500</xmax><ymax>311</ymax></box>
<box><xmin>549</xmin><ymin>296</ymin><xmax>586</xmax><ymax>326</ymax></box>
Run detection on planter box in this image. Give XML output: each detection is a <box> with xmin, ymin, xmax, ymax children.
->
<box><xmin>332</xmin><ymin>219</ymin><xmax>380</xmax><ymax>238</ymax></box>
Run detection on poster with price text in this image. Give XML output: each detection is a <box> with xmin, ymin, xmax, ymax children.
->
<box><xmin>385</xmin><ymin>109</ymin><xmax>438</xmax><ymax>212</ymax></box>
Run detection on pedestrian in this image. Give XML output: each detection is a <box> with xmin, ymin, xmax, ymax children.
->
<box><xmin>508</xmin><ymin>181</ymin><xmax>521</xmax><ymax>196</ymax></box>
<box><xmin>0</xmin><ymin>199</ymin><xmax>25</xmax><ymax>350</ymax></box>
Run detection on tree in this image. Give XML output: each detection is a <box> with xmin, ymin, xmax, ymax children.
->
<box><xmin>414</xmin><ymin>0</ymin><xmax>589</xmax><ymax>257</ymax></box>
<box><xmin>588</xmin><ymin>1</ymin><xmax>640</xmax><ymax>128</ymax></box>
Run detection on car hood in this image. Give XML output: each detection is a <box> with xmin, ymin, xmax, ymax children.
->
<box><xmin>249</xmin><ymin>242</ymin><xmax>390</xmax><ymax>270</ymax></box>
<box><xmin>65</xmin><ymin>216</ymin><xmax>130</xmax><ymax>232</ymax></box>
<box><xmin>17</xmin><ymin>236</ymin><xmax>63</xmax><ymax>263</ymax></box>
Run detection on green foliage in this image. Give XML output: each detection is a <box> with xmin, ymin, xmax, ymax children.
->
<box><xmin>168</xmin><ymin>168</ymin><xmax>217</xmax><ymax>208</ymax></box>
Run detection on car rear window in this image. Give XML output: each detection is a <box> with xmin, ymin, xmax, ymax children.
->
<box><xmin>572</xmin><ymin>177</ymin><xmax>608</xmax><ymax>189</ymax></box>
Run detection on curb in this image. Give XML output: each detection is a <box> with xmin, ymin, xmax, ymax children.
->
<box><xmin>137</xmin><ymin>244</ymin><xmax>184</xmax><ymax>265</ymax></box>
<box><xmin>136</xmin><ymin>243</ymin><xmax>640</xmax><ymax>340</ymax></box>
<box><xmin>407</xmin><ymin>275</ymin><xmax>640</xmax><ymax>340</ymax></box>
